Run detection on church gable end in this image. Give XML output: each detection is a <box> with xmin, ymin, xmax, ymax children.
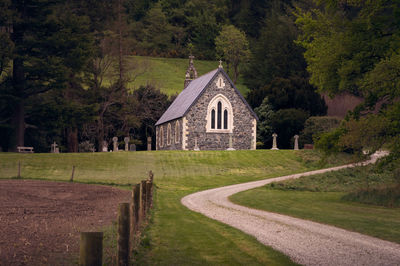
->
<box><xmin>156</xmin><ymin>57</ymin><xmax>257</xmax><ymax>151</ymax></box>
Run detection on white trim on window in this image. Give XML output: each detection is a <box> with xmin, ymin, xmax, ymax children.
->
<box><xmin>159</xmin><ymin>126</ymin><xmax>164</xmax><ymax>148</ymax></box>
<box><xmin>206</xmin><ymin>94</ymin><xmax>233</xmax><ymax>133</ymax></box>
<box><xmin>175</xmin><ymin>120</ymin><xmax>180</xmax><ymax>144</ymax></box>
<box><xmin>167</xmin><ymin>123</ymin><xmax>171</xmax><ymax>146</ymax></box>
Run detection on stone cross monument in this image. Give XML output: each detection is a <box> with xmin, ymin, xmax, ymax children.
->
<box><xmin>194</xmin><ymin>137</ymin><xmax>200</xmax><ymax>151</ymax></box>
<box><xmin>124</xmin><ymin>137</ymin><xmax>130</xmax><ymax>151</ymax></box>
<box><xmin>102</xmin><ymin>141</ymin><xmax>108</xmax><ymax>152</ymax></box>
<box><xmin>227</xmin><ymin>134</ymin><xmax>235</xmax><ymax>150</ymax></box>
<box><xmin>147</xmin><ymin>137</ymin><xmax>152</xmax><ymax>151</ymax></box>
<box><xmin>294</xmin><ymin>135</ymin><xmax>299</xmax><ymax>150</ymax></box>
<box><xmin>112</xmin><ymin>137</ymin><xmax>118</xmax><ymax>152</ymax></box>
<box><xmin>271</xmin><ymin>133</ymin><xmax>279</xmax><ymax>150</ymax></box>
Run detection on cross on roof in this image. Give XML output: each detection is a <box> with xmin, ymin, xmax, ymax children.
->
<box><xmin>218</xmin><ymin>59</ymin><xmax>223</xmax><ymax>68</ymax></box>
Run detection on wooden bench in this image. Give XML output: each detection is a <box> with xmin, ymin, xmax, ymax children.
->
<box><xmin>17</xmin><ymin>146</ymin><xmax>34</xmax><ymax>153</ymax></box>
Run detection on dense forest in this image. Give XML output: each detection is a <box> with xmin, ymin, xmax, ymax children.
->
<box><xmin>0</xmin><ymin>0</ymin><xmax>399</xmax><ymax>155</ymax></box>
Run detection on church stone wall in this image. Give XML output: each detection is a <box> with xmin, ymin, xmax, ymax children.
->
<box><xmin>156</xmin><ymin>118</ymin><xmax>183</xmax><ymax>150</ymax></box>
<box><xmin>184</xmin><ymin>74</ymin><xmax>255</xmax><ymax>150</ymax></box>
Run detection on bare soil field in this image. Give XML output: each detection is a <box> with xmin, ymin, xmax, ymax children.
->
<box><xmin>0</xmin><ymin>180</ymin><xmax>130</xmax><ymax>265</ymax></box>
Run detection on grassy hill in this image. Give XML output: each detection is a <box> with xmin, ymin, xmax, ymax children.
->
<box><xmin>1</xmin><ymin>149</ymin><xmax>343</xmax><ymax>265</ymax></box>
<box><xmin>124</xmin><ymin>56</ymin><xmax>250</xmax><ymax>97</ymax></box>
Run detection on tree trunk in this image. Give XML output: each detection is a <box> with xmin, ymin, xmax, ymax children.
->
<box><xmin>11</xmin><ymin>55</ymin><xmax>25</xmax><ymax>151</ymax></box>
<box><xmin>67</xmin><ymin>127</ymin><xmax>78</xmax><ymax>152</ymax></box>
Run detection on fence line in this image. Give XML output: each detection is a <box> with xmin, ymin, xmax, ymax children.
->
<box><xmin>79</xmin><ymin>171</ymin><xmax>155</xmax><ymax>265</ymax></box>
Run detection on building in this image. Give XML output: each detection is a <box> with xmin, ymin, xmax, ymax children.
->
<box><xmin>155</xmin><ymin>57</ymin><xmax>257</xmax><ymax>150</ymax></box>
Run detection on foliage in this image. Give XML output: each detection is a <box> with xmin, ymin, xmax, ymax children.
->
<box><xmin>271</xmin><ymin>108</ymin><xmax>309</xmax><ymax>149</ymax></box>
<box><xmin>215</xmin><ymin>25</ymin><xmax>250</xmax><ymax>83</ymax></box>
<box><xmin>295</xmin><ymin>0</ymin><xmax>400</xmax><ymax>103</ymax></box>
<box><xmin>254</xmin><ymin>97</ymin><xmax>274</xmax><ymax>148</ymax></box>
<box><xmin>244</xmin><ymin>6</ymin><xmax>307</xmax><ymax>91</ymax></box>
<box><xmin>314</xmin><ymin>126</ymin><xmax>344</xmax><ymax>154</ymax></box>
<box><xmin>247</xmin><ymin>76</ymin><xmax>326</xmax><ymax>114</ymax></box>
<box><xmin>300</xmin><ymin>116</ymin><xmax>341</xmax><ymax>145</ymax></box>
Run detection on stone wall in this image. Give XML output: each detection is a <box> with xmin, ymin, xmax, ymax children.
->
<box><xmin>184</xmin><ymin>73</ymin><xmax>255</xmax><ymax>150</ymax></box>
<box><xmin>156</xmin><ymin>118</ymin><xmax>183</xmax><ymax>150</ymax></box>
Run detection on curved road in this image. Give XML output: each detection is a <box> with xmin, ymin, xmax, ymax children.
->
<box><xmin>182</xmin><ymin>152</ymin><xmax>400</xmax><ymax>265</ymax></box>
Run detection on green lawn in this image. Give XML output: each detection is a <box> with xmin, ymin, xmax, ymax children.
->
<box><xmin>0</xmin><ymin>149</ymin><xmax>342</xmax><ymax>265</ymax></box>
<box><xmin>230</xmin><ymin>166</ymin><xmax>400</xmax><ymax>244</ymax></box>
<box><xmin>122</xmin><ymin>56</ymin><xmax>250</xmax><ymax>96</ymax></box>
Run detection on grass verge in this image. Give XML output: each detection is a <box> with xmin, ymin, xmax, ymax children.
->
<box><xmin>230</xmin><ymin>164</ymin><xmax>400</xmax><ymax>244</ymax></box>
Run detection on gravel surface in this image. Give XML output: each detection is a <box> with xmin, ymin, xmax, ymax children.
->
<box><xmin>182</xmin><ymin>151</ymin><xmax>400</xmax><ymax>265</ymax></box>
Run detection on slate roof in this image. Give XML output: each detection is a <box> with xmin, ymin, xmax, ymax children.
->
<box><xmin>155</xmin><ymin>68</ymin><xmax>257</xmax><ymax>126</ymax></box>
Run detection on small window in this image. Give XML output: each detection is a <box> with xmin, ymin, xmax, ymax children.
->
<box><xmin>224</xmin><ymin>109</ymin><xmax>228</xmax><ymax>129</ymax></box>
<box><xmin>159</xmin><ymin>126</ymin><xmax>164</xmax><ymax>147</ymax></box>
<box><xmin>167</xmin><ymin>123</ymin><xmax>171</xmax><ymax>145</ymax></box>
<box><xmin>211</xmin><ymin>109</ymin><xmax>215</xmax><ymax>129</ymax></box>
<box><xmin>217</xmin><ymin>101</ymin><xmax>222</xmax><ymax>129</ymax></box>
<box><xmin>175</xmin><ymin>121</ymin><xmax>180</xmax><ymax>144</ymax></box>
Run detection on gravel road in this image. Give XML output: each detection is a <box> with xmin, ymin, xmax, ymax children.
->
<box><xmin>181</xmin><ymin>151</ymin><xmax>400</xmax><ymax>265</ymax></box>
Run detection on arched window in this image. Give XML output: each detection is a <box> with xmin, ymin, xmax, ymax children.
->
<box><xmin>167</xmin><ymin>123</ymin><xmax>171</xmax><ymax>145</ymax></box>
<box><xmin>224</xmin><ymin>109</ymin><xmax>228</xmax><ymax>129</ymax></box>
<box><xmin>159</xmin><ymin>126</ymin><xmax>164</xmax><ymax>147</ymax></box>
<box><xmin>217</xmin><ymin>101</ymin><xmax>222</xmax><ymax>129</ymax></box>
<box><xmin>211</xmin><ymin>109</ymin><xmax>216</xmax><ymax>129</ymax></box>
<box><xmin>175</xmin><ymin>121</ymin><xmax>180</xmax><ymax>144</ymax></box>
<box><xmin>206</xmin><ymin>94</ymin><xmax>233</xmax><ymax>133</ymax></box>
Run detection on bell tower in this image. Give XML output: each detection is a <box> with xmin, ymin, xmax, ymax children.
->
<box><xmin>184</xmin><ymin>55</ymin><xmax>198</xmax><ymax>89</ymax></box>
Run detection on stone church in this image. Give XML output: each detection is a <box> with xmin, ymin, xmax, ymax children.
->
<box><xmin>155</xmin><ymin>56</ymin><xmax>257</xmax><ymax>150</ymax></box>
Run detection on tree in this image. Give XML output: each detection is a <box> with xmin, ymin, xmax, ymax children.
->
<box><xmin>247</xmin><ymin>76</ymin><xmax>326</xmax><ymax>114</ymax></box>
<box><xmin>295</xmin><ymin>0</ymin><xmax>400</xmax><ymax>104</ymax></box>
<box><xmin>215</xmin><ymin>25</ymin><xmax>250</xmax><ymax>83</ymax></box>
<box><xmin>254</xmin><ymin>97</ymin><xmax>274</xmax><ymax>148</ymax></box>
<box><xmin>296</xmin><ymin>1</ymin><xmax>400</xmax><ymax>154</ymax></box>
<box><xmin>244</xmin><ymin>7</ymin><xmax>307</xmax><ymax>91</ymax></box>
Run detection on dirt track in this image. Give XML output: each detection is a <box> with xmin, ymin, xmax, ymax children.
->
<box><xmin>0</xmin><ymin>180</ymin><xmax>130</xmax><ymax>265</ymax></box>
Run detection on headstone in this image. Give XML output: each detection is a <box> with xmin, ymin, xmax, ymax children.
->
<box><xmin>124</xmin><ymin>137</ymin><xmax>130</xmax><ymax>151</ymax></box>
<box><xmin>51</xmin><ymin>141</ymin><xmax>59</xmax><ymax>153</ymax></box>
<box><xmin>102</xmin><ymin>141</ymin><xmax>108</xmax><ymax>152</ymax></box>
<box><xmin>227</xmin><ymin>134</ymin><xmax>235</xmax><ymax>150</ymax></box>
<box><xmin>147</xmin><ymin>137</ymin><xmax>151</xmax><ymax>151</ymax></box>
<box><xmin>294</xmin><ymin>135</ymin><xmax>299</xmax><ymax>150</ymax></box>
<box><xmin>194</xmin><ymin>137</ymin><xmax>200</xmax><ymax>151</ymax></box>
<box><xmin>113</xmin><ymin>137</ymin><xmax>118</xmax><ymax>152</ymax></box>
<box><xmin>271</xmin><ymin>133</ymin><xmax>279</xmax><ymax>150</ymax></box>
<box><xmin>129</xmin><ymin>144</ymin><xmax>136</xmax><ymax>151</ymax></box>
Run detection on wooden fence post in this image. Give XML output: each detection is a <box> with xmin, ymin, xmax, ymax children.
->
<box><xmin>133</xmin><ymin>183</ymin><xmax>140</xmax><ymax>232</ymax></box>
<box><xmin>17</xmin><ymin>161</ymin><xmax>21</xmax><ymax>179</ymax></box>
<box><xmin>140</xmin><ymin>180</ymin><xmax>147</xmax><ymax>220</ymax></box>
<box><xmin>79</xmin><ymin>232</ymin><xmax>103</xmax><ymax>266</ymax></box>
<box><xmin>146</xmin><ymin>181</ymin><xmax>152</xmax><ymax>211</ymax></box>
<box><xmin>118</xmin><ymin>203</ymin><xmax>130</xmax><ymax>266</ymax></box>
<box><xmin>70</xmin><ymin>166</ymin><xmax>75</xmax><ymax>182</ymax></box>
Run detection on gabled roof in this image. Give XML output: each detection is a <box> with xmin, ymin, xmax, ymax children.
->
<box><xmin>155</xmin><ymin>68</ymin><xmax>258</xmax><ymax>126</ymax></box>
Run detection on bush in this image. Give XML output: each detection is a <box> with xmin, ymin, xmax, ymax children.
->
<box><xmin>314</xmin><ymin>127</ymin><xmax>345</xmax><ymax>154</ymax></box>
<box><xmin>78</xmin><ymin>141</ymin><xmax>95</xmax><ymax>152</ymax></box>
<box><xmin>342</xmin><ymin>185</ymin><xmax>400</xmax><ymax>208</ymax></box>
<box><xmin>300</xmin><ymin>116</ymin><xmax>341</xmax><ymax>146</ymax></box>
<box><xmin>271</xmin><ymin>108</ymin><xmax>309</xmax><ymax>149</ymax></box>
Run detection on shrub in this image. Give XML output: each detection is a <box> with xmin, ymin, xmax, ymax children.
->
<box><xmin>300</xmin><ymin>116</ymin><xmax>341</xmax><ymax>146</ymax></box>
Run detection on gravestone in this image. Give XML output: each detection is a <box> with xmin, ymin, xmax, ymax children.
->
<box><xmin>51</xmin><ymin>141</ymin><xmax>59</xmax><ymax>153</ymax></box>
<box><xmin>194</xmin><ymin>137</ymin><xmax>200</xmax><ymax>151</ymax></box>
<box><xmin>124</xmin><ymin>137</ymin><xmax>130</xmax><ymax>151</ymax></box>
<box><xmin>129</xmin><ymin>144</ymin><xmax>136</xmax><ymax>151</ymax></box>
<box><xmin>113</xmin><ymin>137</ymin><xmax>118</xmax><ymax>152</ymax></box>
<box><xmin>271</xmin><ymin>133</ymin><xmax>279</xmax><ymax>150</ymax></box>
<box><xmin>227</xmin><ymin>134</ymin><xmax>235</xmax><ymax>150</ymax></box>
<box><xmin>102</xmin><ymin>141</ymin><xmax>108</xmax><ymax>152</ymax></box>
<box><xmin>294</xmin><ymin>135</ymin><xmax>299</xmax><ymax>150</ymax></box>
<box><xmin>147</xmin><ymin>137</ymin><xmax>151</xmax><ymax>151</ymax></box>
